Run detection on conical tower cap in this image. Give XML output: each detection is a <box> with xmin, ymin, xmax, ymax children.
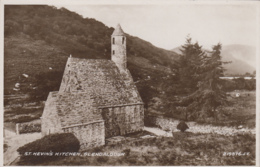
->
<box><xmin>112</xmin><ymin>24</ymin><xmax>125</xmax><ymax>36</ymax></box>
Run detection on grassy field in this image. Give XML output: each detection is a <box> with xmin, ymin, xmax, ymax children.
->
<box><xmin>215</xmin><ymin>90</ymin><xmax>256</xmax><ymax>128</ymax></box>
<box><xmin>4</xmin><ymin>34</ymin><xmax>67</xmax><ymax>94</ymax></box>
<box><xmin>16</xmin><ymin>132</ymin><xmax>255</xmax><ymax>166</ymax></box>
<box><xmin>4</xmin><ymin>107</ymin><xmax>43</xmax><ymax>123</ymax></box>
<box><xmin>5</xmin><ymin>90</ymin><xmax>256</xmax><ymax>166</ymax></box>
<box><xmin>4</xmin><ymin>93</ymin><xmax>44</xmax><ymax>124</ymax></box>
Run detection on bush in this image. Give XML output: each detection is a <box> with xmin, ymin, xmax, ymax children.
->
<box><xmin>17</xmin><ymin>133</ymin><xmax>80</xmax><ymax>164</ymax></box>
<box><xmin>177</xmin><ymin>121</ymin><xmax>189</xmax><ymax>132</ymax></box>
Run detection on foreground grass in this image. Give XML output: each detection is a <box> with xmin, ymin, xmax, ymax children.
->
<box><xmin>17</xmin><ymin>132</ymin><xmax>255</xmax><ymax>166</ymax></box>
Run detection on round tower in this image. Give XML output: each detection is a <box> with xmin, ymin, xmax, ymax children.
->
<box><xmin>111</xmin><ymin>24</ymin><xmax>126</xmax><ymax>72</ymax></box>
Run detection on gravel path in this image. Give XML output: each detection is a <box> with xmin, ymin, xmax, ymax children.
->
<box><xmin>144</xmin><ymin>127</ymin><xmax>172</xmax><ymax>137</ymax></box>
<box><xmin>4</xmin><ymin>130</ymin><xmax>41</xmax><ymax>166</ymax></box>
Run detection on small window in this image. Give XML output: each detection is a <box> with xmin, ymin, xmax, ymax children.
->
<box><xmin>113</xmin><ymin>50</ymin><xmax>115</xmax><ymax>55</ymax></box>
<box><xmin>113</xmin><ymin>38</ymin><xmax>115</xmax><ymax>44</ymax></box>
<box><xmin>122</xmin><ymin>37</ymin><xmax>125</xmax><ymax>44</ymax></box>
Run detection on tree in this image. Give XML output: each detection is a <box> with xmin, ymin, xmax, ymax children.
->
<box><xmin>181</xmin><ymin>43</ymin><xmax>228</xmax><ymax>121</ymax></box>
<box><xmin>174</xmin><ymin>36</ymin><xmax>206</xmax><ymax>120</ymax></box>
<box><xmin>176</xmin><ymin>36</ymin><xmax>204</xmax><ymax>94</ymax></box>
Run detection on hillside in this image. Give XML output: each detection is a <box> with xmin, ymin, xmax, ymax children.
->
<box><xmin>221</xmin><ymin>44</ymin><xmax>256</xmax><ymax>75</ymax></box>
<box><xmin>171</xmin><ymin>44</ymin><xmax>256</xmax><ymax>75</ymax></box>
<box><xmin>4</xmin><ymin>5</ymin><xmax>179</xmax><ymax>108</ymax></box>
<box><xmin>171</xmin><ymin>46</ymin><xmax>182</xmax><ymax>55</ymax></box>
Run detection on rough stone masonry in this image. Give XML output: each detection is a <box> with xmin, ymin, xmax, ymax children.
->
<box><xmin>41</xmin><ymin>24</ymin><xmax>144</xmax><ymax>150</ymax></box>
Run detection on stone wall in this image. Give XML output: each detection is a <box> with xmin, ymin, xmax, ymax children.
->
<box><xmin>111</xmin><ymin>35</ymin><xmax>127</xmax><ymax>72</ymax></box>
<box><xmin>145</xmin><ymin>115</ymin><xmax>256</xmax><ymax>136</ymax></box>
<box><xmin>41</xmin><ymin>92</ymin><xmax>62</xmax><ymax>136</ymax></box>
<box><xmin>101</xmin><ymin>104</ymin><xmax>144</xmax><ymax>138</ymax></box>
<box><xmin>63</xmin><ymin>121</ymin><xmax>105</xmax><ymax>150</ymax></box>
<box><xmin>16</xmin><ymin>122</ymin><xmax>41</xmax><ymax>134</ymax></box>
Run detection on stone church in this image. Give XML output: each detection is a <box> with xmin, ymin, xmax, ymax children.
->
<box><xmin>41</xmin><ymin>24</ymin><xmax>144</xmax><ymax>149</ymax></box>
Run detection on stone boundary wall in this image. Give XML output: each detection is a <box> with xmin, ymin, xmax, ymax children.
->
<box><xmin>16</xmin><ymin>122</ymin><xmax>41</xmax><ymax>135</ymax></box>
<box><xmin>146</xmin><ymin>115</ymin><xmax>255</xmax><ymax>136</ymax></box>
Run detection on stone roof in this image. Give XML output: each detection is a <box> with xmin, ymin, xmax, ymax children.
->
<box><xmin>112</xmin><ymin>24</ymin><xmax>125</xmax><ymax>36</ymax></box>
<box><xmin>52</xmin><ymin>57</ymin><xmax>143</xmax><ymax>127</ymax></box>
<box><xmin>59</xmin><ymin>58</ymin><xmax>142</xmax><ymax>106</ymax></box>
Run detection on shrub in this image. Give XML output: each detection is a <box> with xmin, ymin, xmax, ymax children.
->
<box><xmin>17</xmin><ymin>133</ymin><xmax>80</xmax><ymax>164</ymax></box>
<box><xmin>177</xmin><ymin>121</ymin><xmax>189</xmax><ymax>132</ymax></box>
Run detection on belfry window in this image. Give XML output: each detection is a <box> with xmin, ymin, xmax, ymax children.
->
<box><xmin>113</xmin><ymin>38</ymin><xmax>115</xmax><ymax>44</ymax></box>
<box><xmin>113</xmin><ymin>50</ymin><xmax>115</xmax><ymax>55</ymax></box>
<box><xmin>122</xmin><ymin>37</ymin><xmax>125</xmax><ymax>44</ymax></box>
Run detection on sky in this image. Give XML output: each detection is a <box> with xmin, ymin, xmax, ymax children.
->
<box><xmin>0</xmin><ymin>1</ymin><xmax>241</xmax><ymax>51</ymax></box>
<box><xmin>53</xmin><ymin>3</ymin><xmax>258</xmax><ymax>50</ymax></box>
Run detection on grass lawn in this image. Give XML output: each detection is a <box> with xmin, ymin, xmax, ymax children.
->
<box><xmin>17</xmin><ymin>132</ymin><xmax>255</xmax><ymax>166</ymax></box>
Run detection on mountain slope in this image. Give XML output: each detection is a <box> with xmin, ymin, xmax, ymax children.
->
<box><xmin>171</xmin><ymin>45</ymin><xmax>256</xmax><ymax>75</ymax></box>
<box><xmin>171</xmin><ymin>46</ymin><xmax>182</xmax><ymax>55</ymax></box>
<box><xmin>221</xmin><ymin>45</ymin><xmax>256</xmax><ymax>75</ymax></box>
<box><xmin>4</xmin><ymin>5</ymin><xmax>179</xmax><ymax>108</ymax></box>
